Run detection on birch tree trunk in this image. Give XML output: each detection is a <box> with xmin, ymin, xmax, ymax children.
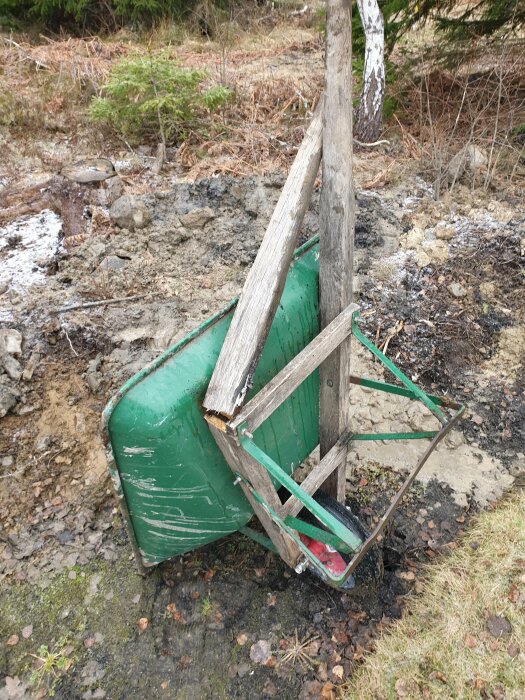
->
<box><xmin>355</xmin><ymin>0</ymin><xmax>385</xmax><ymax>143</ymax></box>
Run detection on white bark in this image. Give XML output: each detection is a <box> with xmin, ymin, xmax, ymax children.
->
<box><xmin>355</xmin><ymin>0</ymin><xmax>385</xmax><ymax>143</ymax></box>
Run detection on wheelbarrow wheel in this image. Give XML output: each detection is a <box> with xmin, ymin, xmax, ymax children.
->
<box><xmin>302</xmin><ymin>491</ymin><xmax>384</xmax><ymax>590</ymax></box>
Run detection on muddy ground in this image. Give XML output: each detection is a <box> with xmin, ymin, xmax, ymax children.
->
<box><xmin>1</xmin><ymin>156</ymin><xmax>524</xmax><ymax>699</ymax></box>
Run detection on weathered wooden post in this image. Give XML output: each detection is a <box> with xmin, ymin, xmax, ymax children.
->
<box><xmin>319</xmin><ymin>0</ymin><xmax>355</xmax><ymax>502</ymax></box>
<box><xmin>204</xmin><ymin>103</ymin><xmax>323</xmax><ymax>419</ymax></box>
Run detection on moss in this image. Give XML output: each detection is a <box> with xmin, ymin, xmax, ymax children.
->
<box><xmin>0</xmin><ymin>552</ymin><xmax>148</xmax><ymax>682</ymax></box>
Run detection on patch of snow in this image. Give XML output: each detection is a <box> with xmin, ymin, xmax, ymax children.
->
<box><xmin>0</xmin><ymin>209</ymin><xmax>63</xmax><ymax>294</ymax></box>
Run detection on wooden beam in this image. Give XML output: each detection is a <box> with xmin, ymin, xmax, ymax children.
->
<box><xmin>206</xmin><ymin>419</ymin><xmax>300</xmax><ymax>567</ymax></box>
<box><xmin>230</xmin><ymin>303</ymin><xmax>358</xmax><ymax>435</ymax></box>
<box><xmin>280</xmin><ymin>431</ymin><xmax>352</xmax><ymax>519</ymax></box>
<box><xmin>319</xmin><ymin>0</ymin><xmax>355</xmax><ymax>502</ymax></box>
<box><xmin>203</xmin><ymin>101</ymin><xmax>323</xmax><ymax>418</ymax></box>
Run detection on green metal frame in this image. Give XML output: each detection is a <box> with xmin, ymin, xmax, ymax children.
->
<box><xmin>234</xmin><ymin>310</ymin><xmax>465</xmax><ymax>589</ymax></box>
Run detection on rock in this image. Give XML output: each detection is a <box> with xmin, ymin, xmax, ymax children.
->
<box><xmin>98</xmin><ymin>255</ymin><xmax>128</xmax><ymax>272</ymax></box>
<box><xmin>105</xmin><ymin>176</ymin><xmax>123</xmax><ymax>205</ymax></box>
<box><xmin>86</xmin><ymin>372</ymin><xmax>103</xmax><ymax>394</ymax></box>
<box><xmin>447</xmin><ymin>144</ymin><xmax>488</xmax><ymax>182</ymax></box>
<box><xmin>245</xmin><ymin>183</ymin><xmax>270</xmax><ymax>218</ymax></box>
<box><xmin>447</xmin><ymin>282</ymin><xmax>468</xmax><ymax>298</ymax></box>
<box><xmin>0</xmin><ymin>377</ymin><xmax>20</xmax><ymax>417</ymax></box>
<box><xmin>109</xmin><ymin>195</ymin><xmax>150</xmax><ymax>230</ymax></box>
<box><xmin>435</xmin><ymin>225</ymin><xmax>455</xmax><ymax>240</ymax></box>
<box><xmin>237</xmin><ymin>662</ymin><xmax>250</xmax><ymax>678</ymax></box>
<box><xmin>22</xmin><ymin>349</ymin><xmax>41</xmax><ymax>381</ymax></box>
<box><xmin>403</xmin><ymin>227</ymin><xmax>424</xmax><ymax>249</ymax></box>
<box><xmin>414</xmin><ymin>250</ymin><xmax>431</xmax><ymax>267</ymax></box>
<box><xmin>0</xmin><ymin>329</ymin><xmax>22</xmax><ymax>355</ymax></box>
<box><xmin>61</xmin><ymin>158</ymin><xmax>116</xmax><ymax>183</ymax></box>
<box><xmin>486</xmin><ymin>614</ymin><xmax>512</xmax><ymax>638</ymax></box>
<box><xmin>510</xmin><ymin>459</ymin><xmax>525</xmax><ymax>477</ymax></box>
<box><xmin>179</xmin><ymin>207</ymin><xmax>215</xmax><ymax>229</ymax></box>
<box><xmin>423</xmin><ymin>240</ymin><xmax>449</xmax><ymax>263</ymax></box>
<box><xmin>1</xmin><ymin>355</ymin><xmax>22</xmax><ymax>380</ymax></box>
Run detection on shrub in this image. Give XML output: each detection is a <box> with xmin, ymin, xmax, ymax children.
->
<box><xmin>88</xmin><ymin>53</ymin><xmax>231</xmax><ymax>144</ymax></box>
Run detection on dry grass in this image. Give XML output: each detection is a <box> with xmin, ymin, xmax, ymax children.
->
<box><xmin>0</xmin><ymin>23</ymin><xmax>323</xmax><ymax>179</ymax></box>
<box><xmin>343</xmin><ymin>489</ymin><xmax>525</xmax><ymax>700</ymax></box>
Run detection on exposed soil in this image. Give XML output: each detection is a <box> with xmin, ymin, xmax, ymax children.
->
<box><xmin>1</xmin><ymin>163</ymin><xmax>523</xmax><ymax>699</ymax></box>
<box><xmin>1</xmin><ymin>22</ymin><xmax>524</xmax><ymax>693</ymax></box>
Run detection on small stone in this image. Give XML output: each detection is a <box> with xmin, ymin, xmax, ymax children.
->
<box><xmin>6</xmin><ymin>634</ymin><xmax>19</xmax><ymax>646</ymax></box>
<box><xmin>0</xmin><ymin>380</ymin><xmax>19</xmax><ymax>418</ymax></box>
<box><xmin>98</xmin><ymin>255</ymin><xmax>128</xmax><ymax>272</ymax></box>
<box><xmin>0</xmin><ymin>329</ymin><xmax>22</xmax><ymax>355</ymax></box>
<box><xmin>2</xmin><ymin>354</ymin><xmax>22</xmax><ymax>380</ymax></box>
<box><xmin>109</xmin><ymin>195</ymin><xmax>150</xmax><ymax>230</ymax></box>
<box><xmin>237</xmin><ymin>662</ymin><xmax>250</xmax><ymax>678</ymax></box>
<box><xmin>105</xmin><ymin>175</ymin><xmax>123</xmax><ymax>205</ymax></box>
<box><xmin>447</xmin><ymin>282</ymin><xmax>468</xmax><ymax>298</ymax></box>
<box><xmin>179</xmin><ymin>207</ymin><xmax>215</xmax><ymax>229</ymax></box>
<box><xmin>486</xmin><ymin>614</ymin><xmax>512</xmax><ymax>638</ymax></box>
<box><xmin>62</xmin><ymin>157</ymin><xmax>115</xmax><ymax>183</ymax></box>
<box><xmin>22</xmin><ymin>625</ymin><xmax>33</xmax><ymax>639</ymax></box>
<box><xmin>435</xmin><ymin>226</ymin><xmax>455</xmax><ymax>240</ymax></box>
<box><xmin>423</xmin><ymin>240</ymin><xmax>449</xmax><ymax>263</ymax></box>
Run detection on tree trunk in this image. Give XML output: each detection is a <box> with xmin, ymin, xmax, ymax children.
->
<box><xmin>355</xmin><ymin>0</ymin><xmax>385</xmax><ymax>143</ymax></box>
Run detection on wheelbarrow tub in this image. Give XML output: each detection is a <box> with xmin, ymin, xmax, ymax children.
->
<box><xmin>103</xmin><ymin>238</ymin><xmax>321</xmax><ymax>567</ymax></box>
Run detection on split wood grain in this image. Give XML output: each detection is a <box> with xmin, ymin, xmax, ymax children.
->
<box><xmin>230</xmin><ymin>303</ymin><xmax>358</xmax><ymax>435</ymax></box>
<box><xmin>319</xmin><ymin>0</ymin><xmax>355</xmax><ymax>502</ymax></box>
<box><xmin>203</xmin><ymin>100</ymin><xmax>323</xmax><ymax>418</ymax></box>
<box><xmin>206</xmin><ymin>420</ymin><xmax>300</xmax><ymax>567</ymax></box>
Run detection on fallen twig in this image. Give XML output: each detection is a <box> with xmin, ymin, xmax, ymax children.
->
<box><xmin>54</xmin><ymin>293</ymin><xmax>150</xmax><ymax>313</ymax></box>
<box><xmin>354</xmin><ymin>138</ymin><xmax>390</xmax><ymax>148</ymax></box>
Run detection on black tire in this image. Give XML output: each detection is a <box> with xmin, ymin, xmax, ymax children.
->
<box><xmin>303</xmin><ymin>491</ymin><xmax>384</xmax><ymax>590</ymax></box>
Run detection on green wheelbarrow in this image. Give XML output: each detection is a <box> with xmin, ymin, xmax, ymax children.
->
<box><xmin>102</xmin><ymin>236</ymin><xmax>464</xmax><ymax>589</ymax></box>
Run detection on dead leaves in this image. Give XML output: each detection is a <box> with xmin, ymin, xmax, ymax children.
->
<box><xmin>249</xmin><ymin>639</ymin><xmax>272</xmax><ymax>665</ymax></box>
<box><xmin>166</xmin><ymin>603</ymin><xmax>185</xmax><ymax>624</ymax></box>
<box><xmin>396</xmin><ymin>570</ymin><xmax>416</xmax><ymax>582</ymax></box>
<box><xmin>465</xmin><ymin>633</ymin><xmax>478</xmax><ymax>649</ymax></box>
<box><xmin>137</xmin><ymin>617</ymin><xmax>149</xmax><ymax>633</ymax></box>
<box><xmin>331</xmin><ymin>664</ymin><xmax>344</xmax><ymax>680</ymax></box>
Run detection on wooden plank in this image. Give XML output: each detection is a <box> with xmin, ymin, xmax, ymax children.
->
<box><xmin>204</xmin><ymin>101</ymin><xmax>323</xmax><ymax>418</ymax></box>
<box><xmin>319</xmin><ymin>0</ymin><xmax>355</xmax><ymax>502</ymax></box>
<box><xmin>230</xmin><ymin>303</ymin><xmax>358</xmax><ymax>435</ymax></box>
<box><xmin>280</xmin><ymin>431</ymin><xmax>352</xmax><ymax>519</ymax></box>
<box><xmin>206</xmin><ymin>419</ymin><xmax>300</xmax><ymax>568</ymax></box>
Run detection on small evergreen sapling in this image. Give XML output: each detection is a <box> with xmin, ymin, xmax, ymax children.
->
<box><xmin>89</xmin><ymin>53</ymin><xmax>231</xmax><ymax>145</ymax></box>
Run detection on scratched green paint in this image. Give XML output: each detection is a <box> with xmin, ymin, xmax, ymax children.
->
<box><xmin>105</xmin><ymin>239</ymin><xmax>321</xmax><ymax>566</ymax></box>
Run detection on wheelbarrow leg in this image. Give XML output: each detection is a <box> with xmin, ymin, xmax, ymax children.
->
<box><xmin>207</xmin><ymin>417</ymin><xmax>300</xmax><ymax>568</ymax></box>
